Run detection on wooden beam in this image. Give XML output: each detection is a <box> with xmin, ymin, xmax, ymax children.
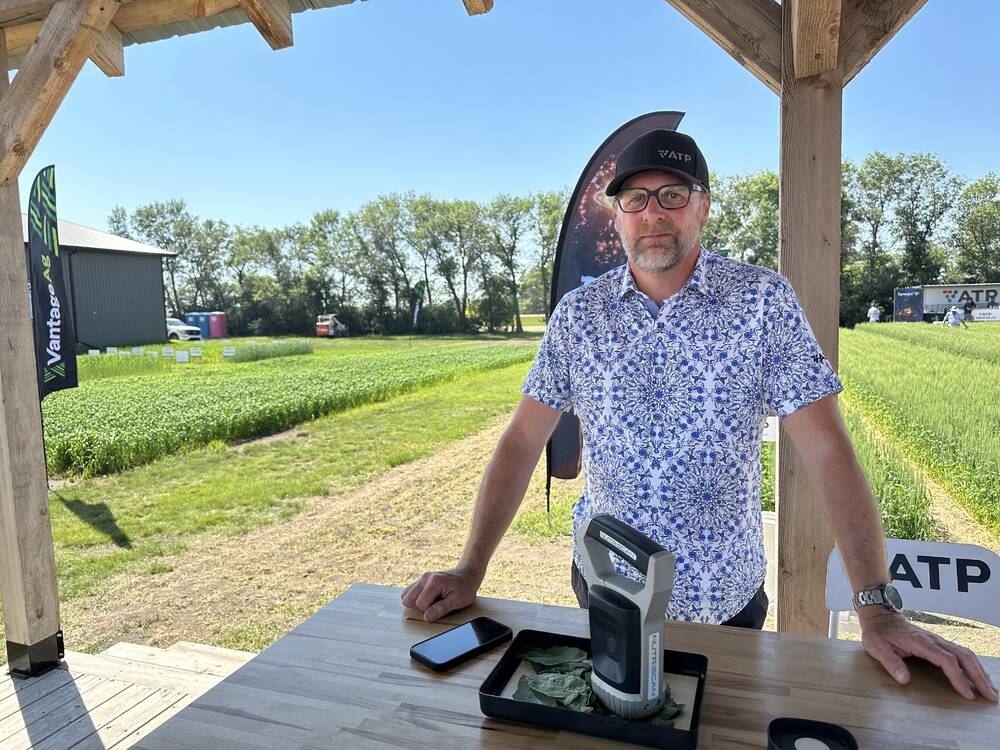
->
<box><xmin>841</xmin><ymin>0</ymin><xmax>928</xmax><ymax>85</ymax></box>
<box><xmin>0</xmin><ymin>0</ymin><xmax>120</xmax><ymax>184</ymax></box>
<box><xmin>110</xmin><ymin>0</ymin><xmax>238</xmax><ymax>32</ymax></box>
<box><xmin>90</xmin><ymin>22</ymin><xmax>124</xmax><ymax>76</ymax></box>
<box><xmin>6</xmin><ymin>0</ymin><xmax>242</xmax><ymax>63</ymax></box>
<box><xmin>663</xmin><ymin>0</ymin><xmax>782</xmax><ymax>95</ymax></box>
<box><xmin>237</xmin><ymin>0</ymin><xmax>292</xmax><ymax>50</ymax></box>
<box><xmin>0</xmin><ymin>27</ymin><xmax>60</xmax><ymax>669</ymax></box>
<box><xmin>0</xmin><ymin>0</ymin><xmax>52</xmax><ymax>26</ymax></box>
<box><xmin>462</xmin><ymin>0</ymin><xmax>492</xmax><ymax>15</ymax></box>
<box><xmin>789</xmin><ymin>0</ymin><xmax>841</xmax><ymax>78</ymax></box>
<box><xmin>776</xmin><ymin>0</ymin><xmax>843</xmax><ymax>636</ymax></box>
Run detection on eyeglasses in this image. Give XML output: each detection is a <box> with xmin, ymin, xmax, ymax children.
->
<box><xmin>615</xmin><ymin>183</ymin><xmax>706</xmax><ymax>213</ymax></box>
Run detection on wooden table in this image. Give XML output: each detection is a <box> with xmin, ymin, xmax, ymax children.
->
<box><xmin>133</xmin><ymin>583</ymin><xmax>999</xmax><ymax>749</ymax></box>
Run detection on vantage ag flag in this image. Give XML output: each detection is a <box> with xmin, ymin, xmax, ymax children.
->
<box><xmin>544</xmin><ymin>112</ymin><xmax>685</xmax><ymax>520</ymax></box>
<box><xmin>27</xmin><ymin>165</ymin><xmax>77</xmax><ymax>399</ymax></box>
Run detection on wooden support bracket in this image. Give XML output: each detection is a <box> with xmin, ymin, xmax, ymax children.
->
<box><xmin>237</xmin><ymin>0</ymin><xmax>292</xmax><ymax>50</ymax></box>
<box><xmin>90</xmin><ymin>21</ymin><xmax>123</xmax><ymax>76</ymax></box>
<box><xmin>463</xmin><ymin>0</ymin><xmax>493</xmax><ymax>15</ymax></box>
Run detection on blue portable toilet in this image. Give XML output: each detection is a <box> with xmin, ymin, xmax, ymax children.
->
<box><xmin>185</xmin><ymin>312</ymin><xmax>211</xmax><ymax>338</ymax></box>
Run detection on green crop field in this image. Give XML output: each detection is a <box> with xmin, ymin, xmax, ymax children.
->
<box><xmin>45</xmin><ymin>339</ymin><xmax>538</xmax><ymax>477</ymax></box>
<box><xmin>840</xmin><ymin>323</ymin><xmax>1000</xmax><ymax>538</ymax></box>
<box><xmin>854</xmin><ymin>321</ymin><xmax>1000</xmax><ymax>366</ymax></box>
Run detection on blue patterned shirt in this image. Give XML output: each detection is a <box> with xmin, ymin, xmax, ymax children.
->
<box><xmin>522</xmin><ymin>248</ymin><xmax>842</xmax><ymax>623</ymax></box>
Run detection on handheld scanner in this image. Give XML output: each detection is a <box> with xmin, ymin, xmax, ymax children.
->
<box><xmin>576</xmin><ymin>514</ymin><xmax>675</xmax><ymax>708</ymax></box>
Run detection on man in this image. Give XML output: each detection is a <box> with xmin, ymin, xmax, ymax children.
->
<box><xmin>945</xmin><ymin>306</ymin><xmax>962</xmax><ymax>328</ymax></box>
<box><xmin>866</xmin><ymin>301</ymin><xmax>880</xmax><ymax>323</ymax></box>
<box><xmin>962</xmin><ymin>298</ymin><xmax>977</xmax><ymax>328</ymax></box>
<box><xmin>402</xmin><ymin>129</ymin><xmax>997</xmax><ymax>702</ymax></box>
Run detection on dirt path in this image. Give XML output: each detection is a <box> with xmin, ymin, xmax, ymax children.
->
<box><xmin>61</xmin><ymin>414</ymin><xmax>575</xmax><ymax>653</ymax></box>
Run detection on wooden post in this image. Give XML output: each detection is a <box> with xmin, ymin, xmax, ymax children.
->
<box><xmin>775</xmin><ymin>2</ymin><xmax>843</xmax><ymax>636</ymax></box>
<box><xmin>0</xmin><ymin>28</ymin><xmax>62</xmax><ymax>676</ymax></box>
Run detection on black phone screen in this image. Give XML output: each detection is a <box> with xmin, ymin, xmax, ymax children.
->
<box><xmin>410</xmin><ymin>617</ymin><xmax>511</xmax><ymax>669</ymax></box>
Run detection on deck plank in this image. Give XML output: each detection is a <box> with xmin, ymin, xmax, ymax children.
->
<box><xmin>31</xmin><ymin>683</ymin><xmax>158</xmax><ymax>750</ymax></box>
<box><xmin>61</xmin><ymin>650</ymin><xmax>223</xmax><ymax>693</ymax></box>
<box><xmin>1</xmin><ymin>641</ymin><xmax>255</xmax><ymax>748</ymax></box>
<box><xmin>0</xmin><ymin>673</ymin><xmax>97</xmax><ymax>723</ymax></box>
<box><xmin>3</xmin><ymin>677</ymin><xmax>131</xmax><ymax>750</ymax></box>
<box><xmin>105</xmin><ymin>642</ymin><xmax>253</xmax><ymax>677</ymax></box>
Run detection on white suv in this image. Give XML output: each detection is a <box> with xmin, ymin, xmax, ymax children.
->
<box><xmin>166</xmin><ymin>317</ymin><xmax>202</xmax><ymax>341</ymax></box>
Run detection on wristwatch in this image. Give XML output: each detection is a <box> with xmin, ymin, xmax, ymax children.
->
<box><xmin>852</xmin><ymin>582</ymin><xmax>903</xmax><ymax>613</ymax></box>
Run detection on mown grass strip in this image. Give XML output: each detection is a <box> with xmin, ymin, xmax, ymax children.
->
<box><xmin>44</xmin><ymin>344</ymin><xmax>537</xmax><ymax>477</ymax></box>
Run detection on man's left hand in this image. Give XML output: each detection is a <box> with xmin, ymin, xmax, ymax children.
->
<box><xmin>860</xmin><ymin>610</ymin><xmax>998</xmax><ymax>702</ymax></box>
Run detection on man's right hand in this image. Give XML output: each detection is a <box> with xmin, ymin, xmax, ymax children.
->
<box><xmin>401</xmin><ymin>567</ymin><xmax>481</xmax><ymax>622</ymax></box>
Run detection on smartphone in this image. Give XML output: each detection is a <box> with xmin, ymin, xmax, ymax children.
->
<box><xmin>409</xmin><ymin>616</ymin><xmax>513</xmax><ymax>672</ymax></box>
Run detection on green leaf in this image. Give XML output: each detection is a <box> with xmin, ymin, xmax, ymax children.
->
<box><xmin>646</xmin><ymin>700</ymin><xmax>684</xmax><ymax>726</ymax></box>
<box><xmin>513</xmin><ymin>676</ymin><xmax>558</xmax><ymax>707</ymax></box>
<box><xmin>521</xmin><ymin>646</ymin><xmax>589</xmax><ymax>667</ymax></box>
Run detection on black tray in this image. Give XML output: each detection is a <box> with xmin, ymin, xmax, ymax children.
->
<box><xmin>479</xmin><ymin>629</ymin><xmax>707</xmax><ymax>749</ymax></box>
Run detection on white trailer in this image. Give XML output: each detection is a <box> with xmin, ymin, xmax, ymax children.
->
<box><xmin>920</xmin><ymin>283</ymin><xmax>1000</xmax><ymax>319</ymax></box>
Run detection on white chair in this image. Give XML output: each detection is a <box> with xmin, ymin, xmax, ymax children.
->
<box><xmin>826</xmin><ymin>538</ymin><xmax>1000</xmax><ymax>638</ymax></box>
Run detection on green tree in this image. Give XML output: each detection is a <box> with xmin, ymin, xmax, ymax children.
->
<box><xmin>357</xmin><ymin>195</ymin><xmax>413</xmax><ymax>314</ymax></box>
<box><xmin>952</xmin><ymin>172</ymin><xmax>1000</xmax><ymax>283</ymax></box>
<box><xmin>529</xmin><ymin>189</ymin><xmax>569</xmax><ymax>319</ymax></box>
<box><xmin>485</xmin><ymin>194</ymin><xmax>533</xmax><ymax>333</ymax></box>
<box><xmin>404</xmin><ymin>194</ymin><xmax>444</xmax><ymax>308</ymax></box>
<box><xmin>187</xmin><ymin>219</ymin><xmax>232</xmax><ymax>310</ymax></box>
<box><xmin>852</xmin><ymin>152</ymin><xmax>906</xmax><ymax>312</ymax></box>
<box><xmin>894</xmin><ymin>153</ymin><xmax>962</xmax><ymax>285</ymax></box>
<box><xmin>702</xmin><ymin>171</ymin><xmax>778</xmax><ymax>269</ymax></box>
<box><xmin>435</xmin><ymin>199</ymin><xmax>488</xmax><ymax>330</ymax></box>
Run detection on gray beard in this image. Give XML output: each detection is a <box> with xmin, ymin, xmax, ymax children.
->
<box><xmin>622</xmin><ymin>225</ymin><xmax>700</xmax><ymax>273</ymax></box>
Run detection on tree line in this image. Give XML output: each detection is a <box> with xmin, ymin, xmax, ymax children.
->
<box><xmin>109</xmin><ymin>150</ymin><xmax>1000</xmax><ymax>335</ymax></box>
<box><xmin>705</xmin><ymin>153</ymin><xmax>1000</xmax><ymax>324</ymax></box>
<box><xmin>109</xmin><ymin>192</ymin><xmax>567</xmax><ymax>336</ymax></box>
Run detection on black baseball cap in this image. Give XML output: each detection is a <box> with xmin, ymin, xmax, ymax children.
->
<box><xmin>605</xmin><ymin>129</ymin><xmax>710</xmax><ymax>196</ymax></box>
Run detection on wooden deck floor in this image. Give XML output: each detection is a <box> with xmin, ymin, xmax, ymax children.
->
<box><xmin>1</xmin><ymin>641</ymin><xmax>255</xmax><ymax>749</ymax></box>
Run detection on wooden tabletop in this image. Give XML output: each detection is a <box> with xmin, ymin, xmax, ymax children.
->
<box><xmin>133</xmin><ymin>583</ymin><xmax>999</xmax><ymax>749</ymax></box>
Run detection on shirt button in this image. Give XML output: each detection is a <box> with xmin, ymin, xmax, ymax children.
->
<box><xmin>656</xmin><ymin>321</ymin><xmax>665</xmax><ymax>330</ymax></box>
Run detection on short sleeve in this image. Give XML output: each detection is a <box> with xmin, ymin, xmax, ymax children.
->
<box><xmin>761</xmin><ymin>276</ymin><xmax>843</xmax><ymax>418</ymax></box>
<box><xmin>521</xmin><ymin>295</ymin><xmax>575</xmax><ymax>412</ymax></box>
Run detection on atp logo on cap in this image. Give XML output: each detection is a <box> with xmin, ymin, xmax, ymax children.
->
<box><xmin>658</xmin><ymin>149</ymin><xmax>692</xmax><ymax>162</ymax></box>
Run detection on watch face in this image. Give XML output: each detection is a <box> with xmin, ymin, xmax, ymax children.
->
<box><xmin>885</xmin><ymin>584</ymin><xmax>903</xmax><ymax>610</ymax></box>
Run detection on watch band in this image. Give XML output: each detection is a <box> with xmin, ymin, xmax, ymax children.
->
<box><xmin>853</xmin><ymin>587</ymin><xmax>888</xmax><ymax>609</ymax></box>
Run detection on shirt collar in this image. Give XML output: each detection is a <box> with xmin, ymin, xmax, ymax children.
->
<box><xmin>618</xmin><ymin>246</ymin><xmax>713</xmax><ymax>301</ymax></box>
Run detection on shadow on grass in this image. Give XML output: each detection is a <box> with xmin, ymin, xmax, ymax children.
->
<box><xmin>55</xmin><ymin>492</ymin><xmax>133</xmax><ymax>549</ymax></box>
<box><xmin>905</xmin><ymin>609</ymin><xmax>981</xmax><ymax>629</ymax></box>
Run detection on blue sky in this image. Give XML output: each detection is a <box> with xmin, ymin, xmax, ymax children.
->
<box><xmin>20</xmin><ymin>0</ymin><xmax>1000</xmax><ymax>232</ymax></box>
